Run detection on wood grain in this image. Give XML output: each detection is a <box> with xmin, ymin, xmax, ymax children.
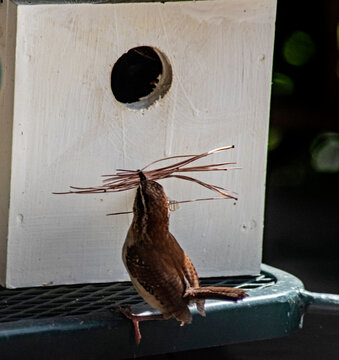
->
<box><xmin>1</xmin><ymin>0</ymin><xmax>276</xmax><ymax>287</ymax></box>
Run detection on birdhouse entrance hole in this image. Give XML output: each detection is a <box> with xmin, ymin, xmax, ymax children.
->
<box><xmin>111</xmin><ymin>46</ymin><xmax>172</xmax><ymax>110</ymax></box>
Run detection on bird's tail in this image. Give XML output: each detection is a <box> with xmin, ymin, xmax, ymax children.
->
<box><xmin>184</xmin><ymin>286</ymin><xmax>247</xmax><ymax>301</ymax></box>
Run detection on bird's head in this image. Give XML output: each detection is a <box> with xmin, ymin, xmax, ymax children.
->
<box><xmin>133</xmin><ymin>171</ymin><xmax>169</xmax><ymax>227</ymax></box>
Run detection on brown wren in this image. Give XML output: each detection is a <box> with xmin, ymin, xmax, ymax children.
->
<box><xmin>121</xmin><ymin>171</ymin><xmax>247</xmax><ymax>343</ymax></box>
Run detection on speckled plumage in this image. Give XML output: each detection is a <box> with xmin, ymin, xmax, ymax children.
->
<box><xmin>122</xmin><ymin>174</ymin><xmax>246</xmax><ymax>331</ymax></box>
<box><xmin>122</xmin><ymin>178</ymin><xmax>205</xmax><ymax>324</ymax></box>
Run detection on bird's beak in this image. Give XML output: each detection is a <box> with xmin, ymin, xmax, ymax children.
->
<box><xmin>138</xmin><ymin>170</ymin><xmax>147</xmax><ymax>183</ymax></box>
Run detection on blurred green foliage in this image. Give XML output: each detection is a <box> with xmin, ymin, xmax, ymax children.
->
<box><xmin>268</xmin><ymin>127</ymin><xmax>284</xmax><ymax>151</ymax></box>
<box><xmin>272</xmin><ymin>72</ymin><xmax>294</xmax><ymax>96</ymax></box>
<box><xmin>310</xmin><ymin>133</ymin><xmax>339</xmax><ymax>173</ymax></box>
<box><xmin>283</xmin><ymin>31</ymin><xmax>316</xmax><ymax>67</ymax></box>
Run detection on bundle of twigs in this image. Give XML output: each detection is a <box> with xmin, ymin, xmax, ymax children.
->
<box><xmin>55</xmin><ymin>146</ymin><xmax>240</xmax><ymax>212</ymax></box>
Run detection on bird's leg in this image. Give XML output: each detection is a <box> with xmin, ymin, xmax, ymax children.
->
<box><xmin>117</xmin><ymin>306</ymin><xmax>164</xmax><ymax>344</ymax></box>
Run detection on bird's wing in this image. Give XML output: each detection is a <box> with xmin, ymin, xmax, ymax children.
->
<box><xmin>125</xmin><ymin>243</ymin><xmax>192</xmax><ymax>323</ymax></box>
<box><xmin>167</xmin><ymin>233</ymin><xmax>200</xmax><ymax>287</ymax></box>
<box><xmin>168</xmin><ymin>233</ymin><xmax>206</xmax><ymax>316</ymax></box>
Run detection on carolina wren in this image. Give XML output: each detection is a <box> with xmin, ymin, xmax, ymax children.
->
<box><xmin>121</xmin><ymin>172</ymin><xmax>247</xmax><ymax>343</ymax></box>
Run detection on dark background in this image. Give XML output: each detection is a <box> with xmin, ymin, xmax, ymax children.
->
<box><xmin>143</xmin><ymin>0</ymin><xmax>339</xmax><ymax>358</ymax></box>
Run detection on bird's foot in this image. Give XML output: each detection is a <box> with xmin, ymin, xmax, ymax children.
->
<box><xmin>116</xmin><ymin>305</ymin><xmax>164</xmax><ymax>344</ymax></box>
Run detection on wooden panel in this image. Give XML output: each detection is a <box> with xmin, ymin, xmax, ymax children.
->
<box><xmin>0</xmin><ymin>0</ymin><xmax>17</xmax><ymax>286</ymax></box>
<box><xmin>5</xmin><ymin>0</ymin><xmax>276</xmax><ymax>287</ymax></box>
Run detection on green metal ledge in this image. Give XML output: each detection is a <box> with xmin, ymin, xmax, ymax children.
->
<box><xmin>1</xmin><ymin>264</ymin><xmax>338</xmax><ymax>359</ymax></box>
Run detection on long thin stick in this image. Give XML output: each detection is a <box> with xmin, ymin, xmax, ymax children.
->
<box><xmin>54</xmin><ymin>146</ymin><xmax>239</xmax><ymax>200</ymax></box>
<box><xmin>106</xmin><ymin>196</ymin><xmax>234</xmax><ymax>216</ymax></box>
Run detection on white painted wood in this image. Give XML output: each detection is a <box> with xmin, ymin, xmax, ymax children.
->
<box><xmin>0</xmin><ymin>0</ymin><xmax>17</xmax><ymax>286</ymax></box>
<box><xmin>1</xmin><ymin>0</ymin><xmax>277</xmax><ymax>287</ymax></box>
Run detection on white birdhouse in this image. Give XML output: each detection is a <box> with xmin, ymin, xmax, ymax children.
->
<box><xmin>0</xmin><ymin>0</ymin><xmax>277</xmax><ymax>288</ymax></box>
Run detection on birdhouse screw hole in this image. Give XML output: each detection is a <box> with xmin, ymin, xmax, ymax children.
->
<box><xmin>111</xmin><ymin>46</ymin><xmax>172</xmax><ymax>110</ymax></box>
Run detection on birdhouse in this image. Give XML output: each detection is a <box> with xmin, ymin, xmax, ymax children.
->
<box><xmin>0</xmin><ymin>0</ymin><xmax>277</xmax><ymax>288</ymax></box>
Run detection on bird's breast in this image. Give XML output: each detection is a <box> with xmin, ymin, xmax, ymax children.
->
<box><xmin>129</xmin><ymin>274</ymin><xmax>169</xmax><ymax>314</ymax></box>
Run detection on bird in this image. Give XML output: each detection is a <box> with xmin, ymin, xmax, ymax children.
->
<box><xmin>120</xmin><ymin>171</ymin><xmax>247</xmax><ymax>343</ymax></box>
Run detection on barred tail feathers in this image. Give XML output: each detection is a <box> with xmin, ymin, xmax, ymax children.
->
<box><xmin>184</xmin><ymin>286</ymin><xmax>247</xmax><ymax>301</ymax></box>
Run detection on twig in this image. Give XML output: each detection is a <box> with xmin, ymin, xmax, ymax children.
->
<box><xmin>106</xmin><ymin>196</ymin><xmax>235</xmax><ymax>216</ymax></box>
<box><xmin>54</xmin><ymin>146</ymin><xmax>239</xmax><ymax>202</ymax></box>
